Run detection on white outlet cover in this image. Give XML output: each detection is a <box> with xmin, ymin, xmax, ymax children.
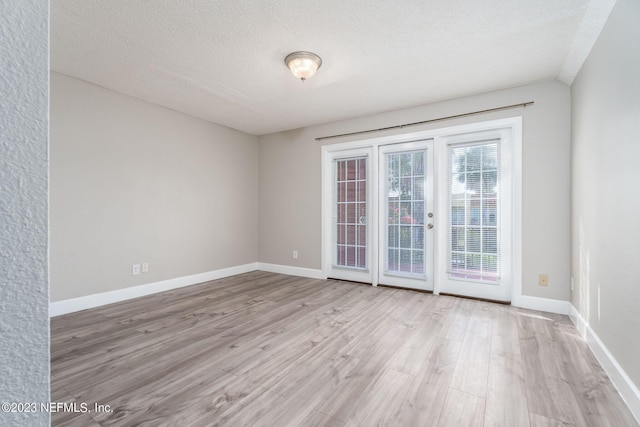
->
<box><xmin>132</xmin><ymin>264</ymin><xmax>141</xmax><ymax>275</ymax></box>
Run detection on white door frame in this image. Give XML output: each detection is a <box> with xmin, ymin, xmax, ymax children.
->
<box><xmin>321</xmin><ymin>117</ymin><xmax>522</xmax><ymax>302</ymax></box>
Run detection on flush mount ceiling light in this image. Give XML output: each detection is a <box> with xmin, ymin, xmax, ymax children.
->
<box><xmin>284</xmin><ymin>51</ymin><xmax>322</xmax><ymax>81</ymax></box>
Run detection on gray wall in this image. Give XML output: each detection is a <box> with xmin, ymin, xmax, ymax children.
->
<box><xmin>259</xmin><ymin>80</ymin><xmax>571</xmax><ymax>301</ymax></box>
<box><xmin>50</xmin><ymin>73</ymin><xmax>259</xmax><ymax>301</ymax></box>
<box><xmin>0</xmin><ymin>1</ymin><xmax>50</xmax><ymax>426</ymax></box>
<box><xmin>571</xmin><ymin>0</ymin><xmax>640</xmax><ymax>388</ymax></box>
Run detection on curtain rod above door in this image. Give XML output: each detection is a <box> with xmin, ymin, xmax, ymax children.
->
<box><xmin>315</xmin><ymin>101</ymin><xmax>534</xmax><ymax>141</ymax></box>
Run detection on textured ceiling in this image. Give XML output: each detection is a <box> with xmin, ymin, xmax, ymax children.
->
<box><xmin>51</xmin><ymin>0</ymin><xmax>616</xmax><ymax>135</ymax></box>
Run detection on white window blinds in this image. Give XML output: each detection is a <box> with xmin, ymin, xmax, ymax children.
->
<box><xmin>384</xmin><ymin>150</ymin><xmax>426</xmax><ymax>276</ymax></box>
<box><xmin>335</xmin><ymin>157</ymin><xmax>367</xmax><ymax>269</ymax></box>
<box><xmin>447</xmin><ymin>141</ymin><xmax>500</xmax><ymax>283</ymax></box>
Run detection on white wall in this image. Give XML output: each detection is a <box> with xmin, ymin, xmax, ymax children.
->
<box><xmin>50</xmin><ymin>73</ymin><xmax>259</xmax><ymax>301</ymax></box>
<box><xmin>0</xmin><ymin>1</ymin><xmax>50</xmax><ymax>425</ymax></box>
<box><xmin>571</xmin><ymin>0</ymin><xmax>640</xmax><ymax>390</ymax></box>
<box><xmin>259</xmin><ymin>80</ymin><xmax>571</xmax><ymax>301</ymax></box>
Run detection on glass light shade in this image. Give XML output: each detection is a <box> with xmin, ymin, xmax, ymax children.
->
<box><xmin>285</xmin><ymin>51</ymin><xmax>322</xmax><ymax>81</ymax></box>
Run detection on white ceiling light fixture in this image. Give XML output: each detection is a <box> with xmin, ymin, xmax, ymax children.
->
<box><xmin>285</xmin><ymin>51</ymin><xmax>322</xmax><ymax>82</ymax></box>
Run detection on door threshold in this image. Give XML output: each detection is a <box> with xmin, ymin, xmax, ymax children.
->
<box><xmin>377</xmin><ymin>284</ymin><xmax>434</xmax><ymax>294</ymax></box>
<box><xmin>438</xmin><ymin>292</ymin><xmax>511</xmax><ymax>305</ymax></box>
<box><xmin>327</xmin><ymin>278</ymin><xmax>372</xmax><ymax>286</ymax></box>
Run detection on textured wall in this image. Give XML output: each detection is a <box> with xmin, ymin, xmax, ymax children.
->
<box><xmin>0</xmin><ymin>1</ymin><xmax>50</xmax><ymax>426</ymax></box>
<box><xmin>571</xmin><ymin>0</ymin><xmax>640</xmax><ymax>390</ymax></box>
<box><xmin>259</xmin><ymin>80</ymin><xmax>571</xmax><ymax>302</ymax></box>
<box><xmin>50</xmin><ymin>73</ymin><xmax>259</xmax><ymax>301</ymax></box>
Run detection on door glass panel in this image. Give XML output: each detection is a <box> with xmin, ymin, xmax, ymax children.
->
<box><xmin>447</xmin><ymin>142</ymin><xmax>500</xmax><ymax>282</ymax></box>
<box><xmin>385</xmin><ymin>150</ymin><xmax>426</xmax><ymax>277</ymax></box>
<box><xmin>335</xmin><ymin>157</ymin><xmax>367</xmax><ymax>269</ymax></box>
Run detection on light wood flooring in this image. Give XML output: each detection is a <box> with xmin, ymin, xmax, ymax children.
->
<box><xmin>51</xmin><ymin>271</ymin><xmax>638</xmax><ymax>426</ymax></box>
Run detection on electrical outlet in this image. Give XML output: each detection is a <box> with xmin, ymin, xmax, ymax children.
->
<box><xmin>132</xmin><ymin>264</ymin><xmax>141</xmax><ymax>275</ymax></box>
<box><xmin>293</xmin><ymin>250</ymin><xmax>299</xmax><ymax>259</ymax></box>
<box><xmin>571</xmin><ymin>276</ymin><xmax>575</xmax><ymax>291</ymax></box>
<box><xmin>539</xmin><ymin>274</ymin><xmax>549</xmax><ymax>286</ymax></box>
<box><xmin>142</xmin><ymin>262</ymin><xmax>149</xmax><ymax>273</ymax></box>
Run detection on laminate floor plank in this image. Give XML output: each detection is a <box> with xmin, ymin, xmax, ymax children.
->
<box><xmin>437</xmin><ymin>387</ymin><xmax>486</xmax><ymax>427</ymax></box>
<box><xmin>529</xmin><ymin>412</ymin><xmax>575</xmax><ymax>426</ymax></box>
<box><xmin>50</xmin><ymin>270</ymin><xmax>266</xmax><ymax>333</ymax></box>
<box><xmin>519</xmin><ymin>311</ymin><xmax>578</xmax><ymax>425</ymax></box>
<box><xmin>491</xmin><ymin>304</ymin><xmax>522</xmax><ymax>355</ymax></box>
<box><xmin>342</xmin><ymin>368</ymin><xmax>413</xmax><ymax>426</ymax></box>
<box><xmin>56</xmin><ymin>282</ymin><xmax>330</xmax><ymax>390</ymax></box>
<box><xmin>56</xmin><ymin>313</ymin><xmax>250</xmax><ymax>396</ymax></box>
<box><xmin>484</xmin><ymin>350</ymin><xmax>530</xmax><ymax>427</ymax></box>
<box><xmin>449</xmin><ymin>303</ymin><xmax>494</xmax><ymax>397</ymax></box>
<box><xmin>50</xmin><ymin>277</ymin><xmax>277</xmax><ymax>355</ymax></box>
<box><xmin>443</xmin><ymin>296</ymin><xmax>473</xmax><ymax>342</ymax></box>
<box><xmin>297</xmin><ymin>410</ymin><xmax>345</xmax><ymax>427</ymax></box>
<box><xmin>484</xmin><ymin>305</ymin><xmax>530</xmax><ymax>426</ymax></box>
<box><xmin>215</xmin><ymin>283</ymin><xmax>369</xmax><ymax>378</ymax></box>
<box><xmin>50</xmin><ymin>387</ymin><xmax>101</xmax><ymax>427</ymax></box>
<box><xmin>396</xmin><ymin>338</ymin><xmax>462</xmax><ymax>426</ymax></box>
<box><xmin>51</xmin><ymin>272</ymin><xmax>639</xmax><ymax>426</ymax></box>
<box><xmin>212</xmin><ymin>382</ymin><xmax>292</xmax><ymax>427</ymax></box>
<box><xmin>313</xmin><ymin>324</ymin><xmax>415</xmax><ymax>421</ymax></box>
<box><xmin>386</xmin><ymin>311</ymin><xmax>443</xmax><ymax>376</ymax></box>
<box><xmin>98</xmin><ymin>371</ymin><xmax>261</xmax><ymax>427</ymax></box>
<box><xmin>55</xmin><ymin>414</ymin><xmax>102</xmax><ymax>427</ymax></box>
<box><xmin>551</xmin><ymin>320</ymin><xmax>639</xmax><ymax>427</ymax></box>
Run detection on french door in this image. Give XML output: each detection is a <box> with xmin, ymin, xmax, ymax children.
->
<box><xmin>436</xmin><ymin>129</ymin><xmax>513</xmax><ymax>302</ymax></box>
<box><xmin>327</xmin><ymin>142</ymin><xmax>434</xmax><ymax>290</ymax></box>
<box><xmin>323</xmin><ymin>118</ymin><xmax>518</xmax><ymax>302</ymax></box>
<box><xmin>328</xmin><ymin>148</ymin><xmax>374</xmax><ymax>284</ymax></box>
<box><xmin>378</xmin><ymin>141</ymin><xmax>434</xmax><ymax>290</ymax></box>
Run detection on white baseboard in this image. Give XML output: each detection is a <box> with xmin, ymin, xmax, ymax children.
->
<box><xmin>51</xmin><ymin>264</ymin><xmax>571</xmax><ymax>318</ymax></box>
<box><xmin>256</xmin><ymin>266</ymin><xmax>572</xmax><ymax>317</ymax></box>
<box><xmin>256</xmin><ymin>265</ymin><xmax>573</xmax><ymax>316</ymax></box>
<box><xmin>511</xmin><ymin>294</ymin><xmax>570</xmax><ymax>315</ymax></box>
<box><xmin>49</xmin><ymin>263</ymin><xmax>259</xmax><ymax>317</ymax></box>
<box><xmin>569</xmin><ymin>304</ymin><xmax>640</xmax><ymax>424</ymax></box>
<box><xmin>256</xmin><ymin>262</ymin><xmax>325</xmax><ymax>280</ymax></box>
